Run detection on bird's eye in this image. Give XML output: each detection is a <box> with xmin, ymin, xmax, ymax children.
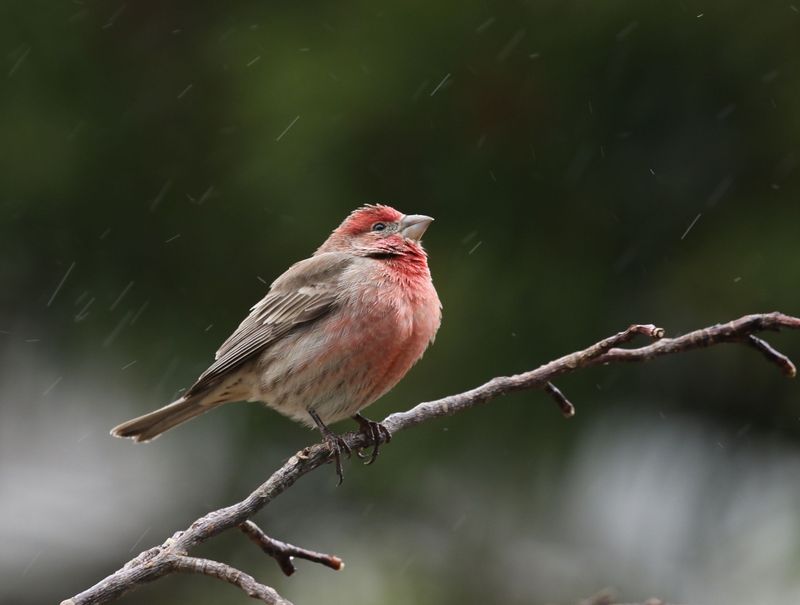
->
<box><xmin>372</xmin><ymin>222</ymin><xmax>387</xmax><ymax>232</ymax></box>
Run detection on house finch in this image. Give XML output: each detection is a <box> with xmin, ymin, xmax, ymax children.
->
<box><xmin>111</xmin><ymin>204</ymin><xmax>441</xmax><ymax>483</ymax></box>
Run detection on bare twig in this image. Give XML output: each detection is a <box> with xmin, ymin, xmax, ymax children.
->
<box><xmin>545</xmin><ymin>382</ymin><xmax>575</xmax><ymax>417</ymax></box>
<box><xmin>239</xmin><ymin>521</ymin><xmax>344</xmax><ymax>576</ymax></box>
<box><xmin>745</xmin><ymin>335</ymin><xmax>797</xmax><ymax>377</ymax></box>
<box><xmin>62</xmin><ymin>312</ymin><xmax>800</xmax><ymax>605</ymax></box>
<box><xmin>171</xmin><ymin>555</ymin><xmax>291</xmax><ymax>605</ymax></box>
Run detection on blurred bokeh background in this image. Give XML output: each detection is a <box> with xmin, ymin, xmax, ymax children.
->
<box><xmin>3</xmin><ymin>2</ymin><xmax>800</xmax><ymax>604</ymax></box>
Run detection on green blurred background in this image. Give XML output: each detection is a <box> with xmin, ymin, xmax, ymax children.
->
<box><xmin>3</xmin><ymin>2</ymin><xmax>800</xmax><ymax>604</ymax></box>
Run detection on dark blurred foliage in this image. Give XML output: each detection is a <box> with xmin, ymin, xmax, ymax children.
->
<box><xmin>3</xmin><ymin>2</ymin><xmax>800</xmax><ymax>604</ymax></box>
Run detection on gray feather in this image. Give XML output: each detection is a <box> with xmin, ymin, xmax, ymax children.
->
<box><xmin>185</xmin><ymin>252</ymin><xmax>353</xmax><ymax>396</ymax></box>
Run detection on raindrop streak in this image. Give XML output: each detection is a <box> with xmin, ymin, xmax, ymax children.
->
<box><xmin>75</xmin><ymin>296</ymin><xmax>95</xmax><ymax>321</ymax></box>
<box><xmin>47</xmin><ymin>261</ymin><xmax>76</xmax><ymax>307</ymax></box>
<box><xmin>104</xmin><ymin>310</ymin><xmax>134</xmax><ymax>348</ymax></box>
<box><xmin>130</xmin><ymin>300</ymin><xmax>150</xmax><ymax>325</ymax></box>
<box><xmin>762</xmin><ymin>69</ymin><xmax>780</xmax><ymax>84</ymax></box>
<box><xmin>461</xmin><ymin>230</ymin><xmax>478</xmax><ymax>244</ymax></box>
<box><xmin>430</xmin><ymin>73</ymin><xmax>451</xmax><ymax>97</ymax></box>
<box><xmin>67</xmin><ymin>120</ymin><xmax>86</xmax><ymax>141</ymax></box>
<box><xmin>21</xmin><ymin>550</ymin><xmax>42</xmax><ymax>577</ymax></box>
<box><xmin>616</xmin><ymin>21</ymin><xmax>639</xmax><ymax>41</ymax></box>
<box><xmin>707</xmin><ymin>176</ymin><xmax>733</xmax><ymax>206</ymax></box>
<box><xmin>129</xmin><ymin>527</ymin><xmax>151</xmax><ymax>553</ymax></box>
<box><xmin>681</xmin><ymin>213</ymin><xmax>702</xmax><ymax>240</ymax></box>
<box><xmin>195</xmin><ymin>185</ymin><xmax>215</xmax><ymax>205</ymax></box>
<box><xmin>110</xmin><ymin>281</ymin><xmax>135</xmax><ymax>311</ymax></box>
<box><xmin>156</xmin><ymin>357</ymin><xmax>181</xmax><ymax>394</ymax></box>
<box><xmin>177</xmin><ymin>83</ymin><xmax>193</xmax><ymax>100</ymax></box>
<box><xmin>43</xmin><ymin>376</ymin><xmax>63</xmax><ymax>397</ymax></box>
<box><xmin>275</xmin><ymin>115</ymin><xmax>300</xmax><ymax>142</ymax></box>
<box><xmin>716</xmin><ymin>104</ymin><xmax>736</xmax><ymax>120</ymax></box>
<box><xmin>411</xmin><ymin>79</ymin><xmax>430</xmax><ymax>102</ymax></box>
<box><xmin>475</xmin><ymin>17</ymin><xmax>495</xmax><ymax>34</ymax></box>
<box><xmin>149</xmin><ymin>179</ymin><xmax>173</xmax><ymax>212</ymax></box>
<box><xmin>102</xmin><ymin>4</ymin><xmax>126</xmax><ymax>29</ymax></box>
<box><xmin>468</xmin><ymin>241</ymin><xmax>483</xmax><ymax>255</ymax></box>
<box><xmin>246</xmin><ymin>56</ymin><xmax>261</xmax><ymax>67</ymax></box>
<box><xmin>496</xmin><ymin>29</ymin><xmax>526</xmax><ymax>62</ymax></box>
<box><xmin>8</xmin><ymin>45</ymin><xmax>31</xmax><ymax>77</ymax></box>
<box><xmin>165</xmin><ymin>233</ymin><xmax>181</xmax><ymax>243</ymax></box>
<box><xmin>121</xmin><ymin>360</ymin><xmax>137</xmax><ymax>370</ymax></box>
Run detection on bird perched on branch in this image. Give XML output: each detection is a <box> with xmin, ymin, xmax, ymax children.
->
<box><xmin>111</xmin><ymin>205</ymin><xmax>442</xmax><ymax>483</ymax></box>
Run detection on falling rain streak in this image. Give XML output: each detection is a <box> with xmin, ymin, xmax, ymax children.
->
<box><xmin>430</xmin><ymin>73</ymin><xmax>451</xmax><ymax>96</ymax></box>
<box><xmin>103</xmin><ymin>310</ymin><xmax>134</xmax><ymax>348</ymax></box>
<box><xmin>75</xmin><ymin>297</ymin><xmax>95</xmax><ymax>321</ymax></box>
<box><xmin>475</xmin><ymin>17</ymin><xmax>495</xmax><ymax>34</ymax></box>
<box><xmin>42</xmin><ymin>376</ymin><xmax>62</xmax><ymax>397</ymax></box>
<box><xmin>8</xmin><ymin>45</ymin><xmax>31</xmax><ymax>77</ymax></box>
<box><xmin>130</xmin><ymin>300</ymin><xmax>150</xmax><ymax>325</ymax></box>
<box><xmin>149</xmin><ymin>180</ymin><xmax>173</xmax><ymax>212</ymax></box>
<box><xmin>47</xmin><ymin>262</ymin><xmax>76</xmax><ymax>307</ymax></box>
<box><xmin>496</xmin><ymin>29</ymin><xmax>526</xmax><ymax>62</ymax></box>
<box><xmin>681</xmin><ymin>214</ymin><xmax>702</xmax><ymax>240</ymax></box>
<box><xmin>275</xmin><ymin>115</ymin><xmax>300</xmax><ymax>142</ymax></box>
<box><xmin>110</xmin><ymin>281</ymin><xmax>135</xmax><ymax>311</ymax></box>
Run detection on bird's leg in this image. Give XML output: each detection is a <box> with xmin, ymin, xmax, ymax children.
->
<box><xmin>352</xmin><ymin>413</ymin><xmax>392</xmax><ymax>465</ymax></box>
<box><xmin>308</xmin><ymin>409</ymin><xmax>351</xmax><ymax>485</ymax></box>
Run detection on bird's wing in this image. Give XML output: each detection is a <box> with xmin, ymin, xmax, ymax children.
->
<box><xmin>187</xmin><ymin>252</ymin><xmax>353</xmax><ymax>394</ymax></box>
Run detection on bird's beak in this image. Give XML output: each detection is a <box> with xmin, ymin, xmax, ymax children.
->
<box><xmin>399</xmin><ymin>214</ymin><xmax>434</xmax><ymax>242</ymax></box>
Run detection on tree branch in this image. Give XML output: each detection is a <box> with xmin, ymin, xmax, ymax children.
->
<box><xmin>239</xmin><ymin>520</ymin><xmax>344</xmax><ymax>576</ymax></box>
<box><xmin>171</xmin><ymin>555</ymin><xmax>291</xmax><ymax>605</ymax></box>
<box><xmin>62</xmin><ymin>312</ymin><xmax>800</xmax><ymax>605</ymax></box>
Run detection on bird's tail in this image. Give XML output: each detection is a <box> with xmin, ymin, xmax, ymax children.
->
<box><xmin>110</xmin><ymin>392</ymin><xmax>221</xmax><ymax>442</ymax></box>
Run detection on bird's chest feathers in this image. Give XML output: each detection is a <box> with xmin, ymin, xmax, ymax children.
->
<box><xmin>329</xmin><ymin>263</ymin><xmax>439</xmax><ymax>382</ymax></box>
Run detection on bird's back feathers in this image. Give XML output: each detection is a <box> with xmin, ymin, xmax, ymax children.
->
<box><xmin>186</xmin><ymin>253</ymin><xmax>354</xmax><ymax>396</ymax></box>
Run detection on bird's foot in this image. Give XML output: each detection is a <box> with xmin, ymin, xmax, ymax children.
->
<box><xmin>353</xmin><ymin>413</ymin><xmax>392</xmax><ymax>465</ymax></box>
<box><xmin>309</xmin><ymin>409</ymin><xmax>351</xmax><ymax>485</ymax></box>
<box><xmin>323</xmin><ymin>433</ymin><xmax>352</xmax><ymax>486</ymax></box>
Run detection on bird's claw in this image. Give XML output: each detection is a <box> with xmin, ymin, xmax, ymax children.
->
<box><xmin>308</xmin><ymin>409</ymin><xmax>351</xmax><ymax>485</ymax></box>
<box><xmin>323</xmin><ymin>433</ymin><xmax>351</xmax><ymax>486</ymax></box>
<box><xmin>353</xmin><ymin>414</ymin><xmax>392</xmax><ymax>465</ymax></box>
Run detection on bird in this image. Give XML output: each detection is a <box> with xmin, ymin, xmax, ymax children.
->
<box><xmin>111</xmin><ymin>204</ymin><xmax>442</xmax><ymax>483</ymax></box>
